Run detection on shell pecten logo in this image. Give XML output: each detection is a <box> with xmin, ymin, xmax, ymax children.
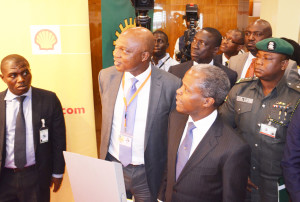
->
<box><xmin>34</xmin><ymin>29</ymin><xmax>57</xmax><ymax>50</ymax></box>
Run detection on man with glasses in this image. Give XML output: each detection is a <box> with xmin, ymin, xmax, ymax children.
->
<box><xmin>214</xmin><ymin>29</ymin><xmax>244</xmax><ymax>66</ymax></box>
<box><xmin>169</xmin><ymin>27</ymin><xmax>237</xmax><ymax>88</ymax></box>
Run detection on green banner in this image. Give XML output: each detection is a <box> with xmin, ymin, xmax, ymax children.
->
<box><xmin>101</xmin><ymin>0</ymin><xmax>136</xmax><ymax>69</ymax></box>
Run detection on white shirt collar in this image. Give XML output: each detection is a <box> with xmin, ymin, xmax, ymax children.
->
<box><xmin>4</xmin><ymin>87</ymin><xmax>32</xmax><ymax>101</ymax></box>
<box><xmin>193</xmin><ymin>59</ymin><xmax>214</xmax><ymax>66</ymax></box>
<box><xmin>124</xmin><ymin>62</ymin><xmax>151</xmax><ymax>84</ymax></box>
<box><xmin>187</xmin><ymin>109</ymin><xmax>218</xmax><ymax>134</ymax></box>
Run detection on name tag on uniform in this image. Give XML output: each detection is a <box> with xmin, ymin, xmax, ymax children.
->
<box><xmin>259</xmin><ymin>123</ymin><xmax>277</xmax><ymax>138</ymax></box>
<box><xmin>236</xmin><ymin>96</ymin><xmax>253</xmax><ymax>104</ymax></box>
<box><xmin>119</xmin><ymin>133</ymin><xmax>132</xmax><ymax>148</ymax></box>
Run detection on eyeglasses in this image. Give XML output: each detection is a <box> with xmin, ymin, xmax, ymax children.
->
<box><xmin>192</xmin><ymin>39</ymin><xmax>206</xmax><ymax>46</ymax></box>
<box><xmin>244</xmin><ymin>31</ymin><xmax>264</xmax><ymax>38</ymax></box>
<box><xmin>222</xmin><ymin>36</ymin><xmax>243</xmax><ymax>45</ymax></box>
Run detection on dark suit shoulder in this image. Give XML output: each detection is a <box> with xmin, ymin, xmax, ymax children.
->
<box><xmin>168</xmin><ymin>61</ymin><xmax>193</xmax><ymax>79</ymax></box>
<box><xmin>213</xmin><ymin>54</ymin><xmax>223</xmax><ymax>64</ymax></box>
<box><xmin>153</xmin><ymin>66</ymin><xmax>181</xmax><ymax>85</ymax></box>
<box><xmin>213</xmin><ymin>61</ymin><xmax>238</xmax><ymax>88</ymax></box>
<box><xmin>31</xmin><ymin>86</ymin><xmax>57</xmax><ymax>96</ymax></box>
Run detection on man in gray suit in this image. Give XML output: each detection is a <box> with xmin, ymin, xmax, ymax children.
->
<box><xmin>98</xmin><ymin>27</ymin><xmax>181</xmax><ymax>201</ymax></box>
<box><xmin>229</xmin><ymin>19</ymin><xmax>298</xmax><ymax>81</ymax></box>
<box><xmin>159</xmin><ymin>64</ymin><xmax>250</xmax><ymax>202</ymax></box>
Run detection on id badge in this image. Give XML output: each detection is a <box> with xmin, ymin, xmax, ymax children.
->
<box><xmin>260</xmin><ymin>123</ymin><xmax>277</xmax><ymax>138</ymax></box>
<box><xmin>40</xmin><ymin>129</ymin><xmax>49</xmax><ymax>143</ymax></box>
<box><xmin>119</xmin><ymin>132</ymin><xmax>132</xmax><ymax>148</ymax></box>
<box><xmin>40</xmin><ymin>118</ymin><xmax>49</xmax><ymax>144</ymax></box>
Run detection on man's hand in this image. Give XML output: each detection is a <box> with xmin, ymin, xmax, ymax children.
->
<box><xmin>50</xmin><ymin>177</ymin><xmax>63</xmax><ymax>192</ymax></box>
<box><xmin>247</xmin><ymin>177</ymin><xmax>258</xmax><ymax>192</ymax></box>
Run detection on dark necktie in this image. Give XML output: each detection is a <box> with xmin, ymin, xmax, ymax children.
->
<box><xmin>225</xmin><ymin>61</ymin><xmax>229</xmax><ymax>67</ymax></box>
<box><xmin>14</xmin><ymin>96</ymin><xmax>27</xmax><ymax>168</ymax></box>
<box><xmin>176</xmin><ymin>122</ymin><xmax>196</xmax><ymax>180</ymax></box>
<box><xmin>119</xmin><ymin>78</ymin><xmax>138</xmax><ymax>167</ymax></box>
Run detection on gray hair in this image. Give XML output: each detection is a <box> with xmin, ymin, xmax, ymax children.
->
<box><xmin>191</xmin><ymin>64</ymin><xmax>230</xmax><ymax>107</ymax></box>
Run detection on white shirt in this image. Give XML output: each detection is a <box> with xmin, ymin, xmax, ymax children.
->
<box><xmin>240</xmin><ymin>52</ymin><xmax>256</xmax><ymax>79</ymax></box>
<box><xmin>178</xmin><ymin>110</ymin><xmax>217</xmax><ymax>158</ymax></box>
<box><xmin>152</xmin><ymin>53</ymin><xmax>179</xmax><ymax>72</ymax></box>
<box><xmin>4</xmin><ymin>88</ymin><xmax>35</xmax><ymax>168</ymax></box>
<box><xmin>222</xmin><ymin>53</ymin><xmax>229</xmax><ymax>66</ymax></box>
<box><xmin>193</xmin><ymin>60</ymin><xmax>214</xmax><ymax>66</ymax></box>
<box><xmin>109</xmin><ymin>64</ymin><xmax>151</xmax><ymax>165</ymax></box>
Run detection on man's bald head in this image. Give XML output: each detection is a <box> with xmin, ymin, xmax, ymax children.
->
<box><xmin>245</xmin><ymin>19</ymin><xmax>273</xmax><ymax>55</ymax></box>
<box><xmin>1</xmin><ymin>54</ymin><xmax>29</xmax><ymax>73</ymax></box>
<box><xmin>113</xmin><ymin>27</ymin><xmax>155</xmax><ymax>76</ymax></box>
<box><xmin>249</xmin><ymin>19</ymin><xmax>272</xmax><ymax>37</ymax></box>
<box><xmin>120</xmin><ymin>27</ymin><xmax>154</xmax><ymax>56</ymax></box>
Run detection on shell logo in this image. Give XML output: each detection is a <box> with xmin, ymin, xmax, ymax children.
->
<box><xmin>34</xmin><ymin>29</ymin><xmax>58</xmax><ymax>50</ymax></box>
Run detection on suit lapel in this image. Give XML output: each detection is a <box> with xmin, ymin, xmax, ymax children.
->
<box><xmin>237</xmin><ymin>53</ymin><xmax>249</xmax><ymax>79</ymax></box>
<box><xmin>170</xmin><ymin>111</ymin><xmax>189</xmax><ymax>181</ymax></box>
<box><xmin>144</xmin><ymin>66</ymin><xmax>162</xmax><ymax>150</ymax></box>
<box><xmin>31</xmin><ymin>87</ymin><xmax>42</xmax><ymax>152</ymax></box>
<box><xmin>106</xmin><ymin>69</ymin><xmax>123</xmax><ymax>137</ymax></box>
<box><xmin>0</xmin><ymin>91</ymin><xmax>7</xmax><ymax>163</ymax></box>
<box><xmin>176</xmin><ymin>116</ymin><xmax>223</xmax><ymax>182</ymax></box>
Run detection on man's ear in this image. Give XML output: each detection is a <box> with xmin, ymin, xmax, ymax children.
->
<box><xmin>281</xmin><ymin>59</ymin><xmax>289</xmax><ymax>71</ymax></box>
<box><xmin>141</xmin><ymin>51</ymin><xmax>151</xmax><ymax>62</ymax></box>
<box><xmin>0</xmin><ymin>74</ymin><xmax>3</xmax><ymax>80</ymax></box>
<box><xmin>213</xmin><ymin>47</ymin><xmax>219</xmax><ymax>55</ymax></box>
<box><xmin>203</xmin><ymin>97</ymin><xmax>215</xmax><ymax>108</ymax></box>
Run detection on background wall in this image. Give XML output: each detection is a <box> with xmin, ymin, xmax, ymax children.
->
<box><xmin>260</xmin><ymin>0</ymin><xmax>300</xmax><ymax>42</ymax></box>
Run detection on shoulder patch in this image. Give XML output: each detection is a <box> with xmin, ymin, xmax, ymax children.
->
<box><xmin>287</xmin><ymin>82</ymin><xmax>300</xmax><ymax>93</ymax></box>
<box><xmin>236</xmin><ymin>77</ymin><xmax>258</xmax><ymax>84</ymax></box>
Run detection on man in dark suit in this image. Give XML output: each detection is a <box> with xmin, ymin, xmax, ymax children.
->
<box><xmin>214</xmin><ymin>29</ymin><xmax>244</xmax><ymax>66</ymax></box>
<box><xmin>98</xmin><ymin>27</ymin><xmax>181</xmax><ymax>201</ymax></box>
<box><xmin>160</xmin><ymin>64</ymin><xmax>250</xmax><ymax>202</ymax></box>
<box><xmin>282</xmin><ymin>105</ymin><xmax>300</xmax><ymax>202</ymax></box>
<box><xmin>169</xmin><ymin>27</ymin><xmax>238</xmax><ymax>88</ymax></box>
<box><xmin>0</xmin><ymin>54</ymin><xmax>66</xmax><ymax>202</ymax></box>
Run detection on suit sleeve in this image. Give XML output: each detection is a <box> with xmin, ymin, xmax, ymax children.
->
<box><xmin>51</xmin><ymin>94</ymin><xmax>66</xmax><ymax>174</ymax></box>
<box><xmin>282</xmin><ymin>106</ymin><xmax>300</xmax><ymax>202</ymax></box>
<box><xmin>222</xmin><ymin>143</ymin><xmax>251</xmax><ymax>202</ymax></box>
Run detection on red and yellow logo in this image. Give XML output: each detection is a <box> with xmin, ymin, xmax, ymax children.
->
<box><xmin>34</xmin><ymin>29</ymin><xmax>57</xmax><ymax>50</ymax></box>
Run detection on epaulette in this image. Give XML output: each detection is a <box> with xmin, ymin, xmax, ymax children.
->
<box><xmin>236</xmin><ymin>77</ymin><xmax>258</xmax><ymax>84</ymax></box>
<box><xmin>287</xmin><ymin>82</ymin><xmax>300</xmax><ymax>93</ymax></box>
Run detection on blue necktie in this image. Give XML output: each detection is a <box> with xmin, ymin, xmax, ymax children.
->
<box><xmin>119</xmin><ymin>78</ymin><xmax>138</xmax><ymax>167</ymax></box>
<box><xmin>14</xmin><ymin>96</ymin><xmax>27</xmax><ymax>168</ymax></box>
<box><xmin>176</xmin><ymin>122</ymin><xmax>196</xmax><ymax>180</ymax></box>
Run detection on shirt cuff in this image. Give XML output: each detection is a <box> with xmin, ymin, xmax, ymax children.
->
<box><xmin>52</xmin><ymin>174</ymin><xmax>63</xmax><ymax>178</ymax></box>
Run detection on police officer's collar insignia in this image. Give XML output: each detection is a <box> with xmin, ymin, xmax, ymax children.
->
<box><xmin>268</xmin><ymin>41</ymin><xmax>276</xmax><ymax>51</ymax></box>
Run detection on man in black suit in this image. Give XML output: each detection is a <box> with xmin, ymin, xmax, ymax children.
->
<box><xmin>169</xmin><ymin>27</ymin><xmax>238</xmax><ymax>88</ymax></box>
<box><xmin>0</xmin><ymin>54</ymin><xmax>66</xmax><ymax>202</ymax></box>
<box><xmin>160</xmin><ymin>64</ymin><xmax>250</xmax><ymax>202</ymax></box>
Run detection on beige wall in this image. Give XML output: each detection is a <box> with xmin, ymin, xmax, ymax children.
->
<box><xmin>261</xmin><ymin>0</ymin><xmax>300</xmax><ymax>42</ymax></box>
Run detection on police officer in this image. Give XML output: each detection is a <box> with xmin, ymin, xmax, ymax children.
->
<box><xmin>220</xmin><ymin>38</ymin><xmax>300</xmax><ymax>202</ymax></box>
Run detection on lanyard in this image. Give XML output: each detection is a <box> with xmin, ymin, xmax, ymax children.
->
<box><xmin>122</xmin><ymin>71</ymin><xmax>151</xmax><ymax>128</ymax></box>
<box><xmin>158</xmin><ymin>56</ymin><xmax>170</xmax><ymax>69</ymax></box>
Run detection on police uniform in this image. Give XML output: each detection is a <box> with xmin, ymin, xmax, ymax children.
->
<box><xmin>219</xmin><ymin>38</ymin><xmax>300</xmax><ymax>202</ymax></box>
